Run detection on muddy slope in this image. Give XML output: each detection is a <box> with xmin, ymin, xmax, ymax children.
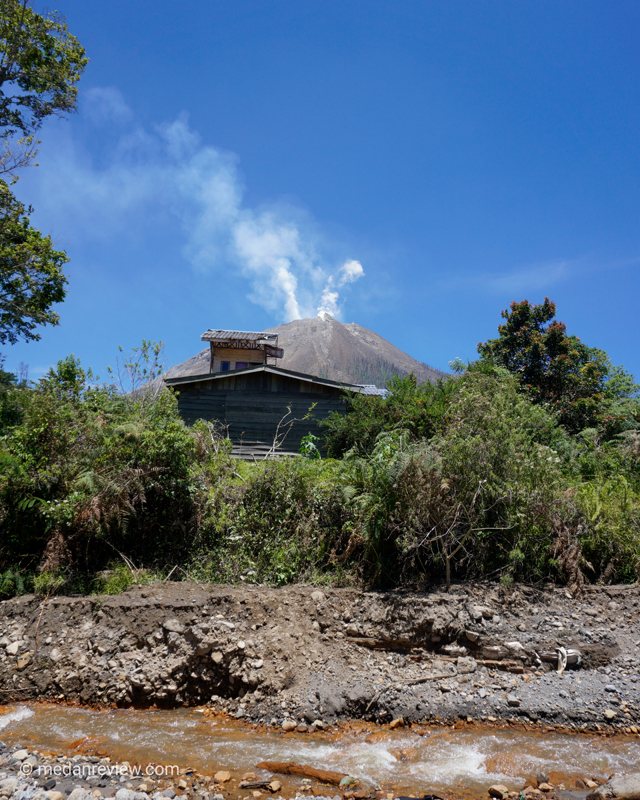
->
<box><xmin>0</xmin><ymin>583</ymin><xmax>639</xmax><ymax>731</ymax></box>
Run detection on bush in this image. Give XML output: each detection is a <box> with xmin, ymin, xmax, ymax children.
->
<box><xmin>321</xmin><ymin>373</ymin><xmax>454</xmax><ymax>457</ymax></box>
<box><xmin>191</xmin><ymin>457</ymin><xmax>357</xmax><ymax>586</ymax></box>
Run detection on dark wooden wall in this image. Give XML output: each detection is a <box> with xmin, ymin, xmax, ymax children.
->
<box><xmin>174</xmin><ymin>375</ymin><xmax>346</xmax><ymax>459</ymax></box>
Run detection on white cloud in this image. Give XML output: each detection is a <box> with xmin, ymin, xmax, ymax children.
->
<box><xmin>22</xmin><ymin>88</ymin><xmax>365</xmax><ymax>323</ymax></box>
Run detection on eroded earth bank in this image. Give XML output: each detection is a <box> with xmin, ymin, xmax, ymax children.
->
<box><xmin>1</xmin><ymin>582</ymin><xmax>639</xmax><ymax>732</ymax></box>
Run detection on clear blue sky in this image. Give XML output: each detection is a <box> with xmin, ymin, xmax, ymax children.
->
<box><xmin>6</xmin><ymin>0</ymin><xmax>640</xmax><ymax>381</ymax></box>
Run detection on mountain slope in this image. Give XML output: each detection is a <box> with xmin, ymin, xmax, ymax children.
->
<box><xmin>164</xmin><ymin>315</ymin><xmax>447</xmax><ymax>386</ymax></box>
<box><xmin>267</xmin><ymin>315</ymin><xmax>446</xmax><ymax>385</ymax></box>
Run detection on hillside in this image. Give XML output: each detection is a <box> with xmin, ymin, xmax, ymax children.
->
<box><xmin>164</xmin><ymin>315</ymin><xmax>447</xmax><ymax>386</ymax></box>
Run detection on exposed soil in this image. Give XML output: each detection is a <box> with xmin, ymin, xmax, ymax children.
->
<box><xmin>1</xmin><ymin>582</ymin><xmax>639</xmax><ymax>732</ymax></box>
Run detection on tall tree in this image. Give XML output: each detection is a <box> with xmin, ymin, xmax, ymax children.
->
<box><xmin>477</xmin><ymin>298</ymin><xmax>637</xmax><ymax>432</ymax></box>
<box><xmin>0</xmin><ymin>0</ymin><xmax>86</xmax><ymax>347</ymax></box>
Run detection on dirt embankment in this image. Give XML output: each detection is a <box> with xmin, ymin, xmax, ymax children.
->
<box><xmin>0</xmin><ymin>582</ymin><xmax>639</xmax><ymax>731</ymax></box>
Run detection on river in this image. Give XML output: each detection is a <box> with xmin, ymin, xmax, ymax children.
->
<box><xmin>1</xmin><ymin>704</ymin><xmax>638</xmax><ymax>798</ymax></box>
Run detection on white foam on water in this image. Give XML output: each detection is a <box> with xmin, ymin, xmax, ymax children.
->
<box><xmin>0</xmin><ymin>706</ymin><xmax>34</xmax><ymax>731</ymax></box>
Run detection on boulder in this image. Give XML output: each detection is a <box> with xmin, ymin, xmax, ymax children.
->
<box><xmin>587</xmin><ymin>774</ymin><xmax>640</xmax><ymax>800</ymax></box>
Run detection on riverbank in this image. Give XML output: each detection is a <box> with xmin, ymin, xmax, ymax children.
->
<box><xmin>0</xmin><ymin>582</ymin><xmax>639</xmax><ymax>731</ymax></box>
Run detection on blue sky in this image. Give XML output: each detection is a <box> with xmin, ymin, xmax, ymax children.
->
<box><xmin>6</xmin><ymin>0</ymin><xmax>640</xmax><ymax>381</ymax></box>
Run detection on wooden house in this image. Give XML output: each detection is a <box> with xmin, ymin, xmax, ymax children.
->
<box><xmin>164</xmin><ymin>329</ymin><xmax>383</xmax><ymax>459</ymax></box>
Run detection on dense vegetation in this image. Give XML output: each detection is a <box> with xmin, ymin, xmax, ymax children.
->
<box><xmin>0</xmin><ymin>299</ymin><xmax>639</xmax><ymax>598</ymax></box>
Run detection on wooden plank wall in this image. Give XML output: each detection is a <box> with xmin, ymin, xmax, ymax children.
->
<box><xmin>176</xmin><ymin>383</ymin><xmax>346</xmax><ymax>459</ymax></box>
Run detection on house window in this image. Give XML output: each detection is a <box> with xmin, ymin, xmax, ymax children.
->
<box><xmin>221</xmin><ymin>361</ymin><xmax>230</xmax><ymax>371</ymax></box>
<box><xmin>235</xmin><ymin>361</ymin><xmax>248</xmax><ymax>369</ymax></box>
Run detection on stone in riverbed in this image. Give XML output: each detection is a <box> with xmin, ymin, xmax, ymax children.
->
<box><xmin>604</xmin><ymin>709</ymin><xmax>617</xmax><ymax>720</ymax></box>
<box><xmin>214</xmin><ymin>771</ymin><xmax>231</xmax><ymax>784</ymax></box>
<box><xmin>489</xmin><ymin>785</ymin><xmax>510</xmax><ymax>799</ymax></box>
<box><xmin>67</xmin><ymin>789</ymin><xmax>94</xmax><ymax>800</ymax></box>
<box><xmin>11</xmin><ymin>750</ymin><xmax>28</xmax><ymax>761</ymax></box>
<box><xmin>587</xmin><ymin>773</ymin><xmax>640</xmax><ymax>800</ymax></box>
<box><xmin>281</xmin><ymin>719</ymin><xmax>297</xmax><ymax>731</ymax></box>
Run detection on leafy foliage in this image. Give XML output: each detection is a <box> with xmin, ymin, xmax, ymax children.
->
<box><xmin>0</xmin><ymin>179</ymin><xmax>68</xmax><ymax>344</ymax></box>
<box><xmin>0</xmin><ymin>0</ymin><xmax>87</xmax><ymax>140</ymax></box>
<box><xmin>321</xmin><ymin>373</ymin><xmax>454</xmax><ymax>457</ymax></box>
<box><xmin>478</xmin><ymin>298</ymin><xmax>639</xmax><ymax>432</ymax></box>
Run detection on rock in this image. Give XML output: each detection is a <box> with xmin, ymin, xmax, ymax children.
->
<box><xmin>212</xmin><ymin>795</ymin><xmax>224</xmax><ymax>800</ymax></box>
<box><xmin>605</xmin><ymin>685</ymin><xmax>618</xmax><ymax>693</ymax></box>
<box><xmin>585</xmin><ymin>782</ymin><xmax>598</xmax><ymax>790</ymax></box>
<box><xmin>211</xmin><ymin>651</ymin><xmax>224</xmax><ymax>665</ymax></box>
<box><xmin>538</xmin><ymin>784</ymin><xmax>553</xmax><ymax>792</ymax></box>
<box><xmin>16</xmin><ymin>654</ymin><xmax>30</xmax><ymax>670</ymax></box>
<box><xmin>604</xmin><ymin>709</ymin><xmax>617</xmax><ymax>720</ymax></box>
<box><xmin>536</xmin><ymin>774</ymin><xmax>550</xmax><ymax>786</ymax></box>
<box><xmin>389</xmin><ymin>717</ymin><xmax>404</xmax><ymax>729</ymax></box>
<box><xmin>67</xmin><ymin>790</ymin><xmax>93</xmax><ymax>800</ymax></box>
<box><xmin>465</xmin><ymin>630</ymin><xmax>480</xmax><ymax>643</ymax></box>
<box><xmin>576</xmin><ymin>780</ymin><xmax>587</xmax><ymax>790</ymax></box>
<box><xmin>162</xmin><ymin>618</ymin><xmax>185</xmax><ymax>634</ymax></box>
<box><xmin>268</xmin><ymin>781</ymin><xmax>282</xmax><ymax>793</ymax></box>
<box><xmin>178</xmin><ymin>779</ymin><xmax>188</xmax><ymax>789</ymax></box>
<box><xmin>311</xmin><ymin>591</ymin><xmax>325</xmax><ymax>604</ymax></box>
<box><xmin>281</xmin><ymin>719</ymin><xmax>297</xmax><ymax>731</ymax></box>
<box><xmin>46</xmin><ymin>793</ymin><xmax>65</xmax><ymax>800</ymax></box>
<box><xmin>11</xmin><ymin>750</ymin><xmax>29</xmax><ymax>761</ymax></box>
<box><xmin>507</xmin><ymin>694</ymin><xmax>520</xmax><ymax>707</ymax></box>
<box><xmin>489</xmin><ymin>785</ymin><xmax>510</xmax><ymax>799</ymax></box>
<box><xmin>161</xmin><ymin>790</ymin><xmax>176</xmax><ymax>798</ymax></box>
<box><xmin>214</xmin><ymin>771</ymin><xmax>231</xmax><ymax>784</ymax></box>
<box><xmin>6</xmin><ymin>641</ymin><xmax>22</xmax><ymax>655</ymax></box>
<box><xmin>457</xmin><ymin>656</ymin><xmax>477</xmax><ymax>674</ymax></box>
<box><xmin>587</xmin><ymin>773</ymin><xmax>640</xmax><ymax>800</ymax></box>
<box><xmin>49</xmin><ymin>648</ymin><xmax>63</xmax><ymax>662</ymax></box>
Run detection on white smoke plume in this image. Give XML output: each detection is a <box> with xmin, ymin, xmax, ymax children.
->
<box><xmin>316</xmin><ymin>259</ymin><xmax>365</xmax><ymax>317</ymax></box>
<box><xmin>21</xmin><ymin>89</ymin><xmax>365</xmax><ymax>322</ymax></box>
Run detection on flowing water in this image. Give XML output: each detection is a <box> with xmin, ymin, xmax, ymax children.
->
<box><xmin>1</xmin><ymin>704</ymin><xmax>638</xmax><ymax>798</ymax></box>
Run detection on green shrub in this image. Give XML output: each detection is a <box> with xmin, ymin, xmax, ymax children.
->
<box><xmin>321</xmin><ymin>373</ymin><xmax>454</xmax><ymax>458</ymax></box>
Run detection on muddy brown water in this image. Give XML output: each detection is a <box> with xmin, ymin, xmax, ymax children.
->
<box><xmin>1</xmin><ymin>705</ymin><xmax>638</xmax><ymax>798</ymax></box>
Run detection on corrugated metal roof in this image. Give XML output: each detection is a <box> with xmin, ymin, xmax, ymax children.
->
<box><xmin>201</xmin><ymin>330</ymin><xmax>278</xmax><ymax>342</ymax></box>
<box><xmin>357</xmin><ymin>384</ymin><xmax>389</xmax><ymax>397</ymax></box>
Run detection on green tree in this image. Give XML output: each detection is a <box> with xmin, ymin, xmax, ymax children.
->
<box><xmin>0</xmin><ymin>0</ymin><xmax>87</xmax><ymax>140</ymax></box>
<box><xmin>0</xmin><ymin>178</ymin><xmax>67</xmax><ymax>344</ymax></box>
<box><xmin>0</xmin><ymin>0</ymin><xmax>86</xmax><ymax>348</ymax></box>
<box><xmin>478</xmin><ymin>298</ymin><xmax>638</xmax><ymax>432</ymax></box>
